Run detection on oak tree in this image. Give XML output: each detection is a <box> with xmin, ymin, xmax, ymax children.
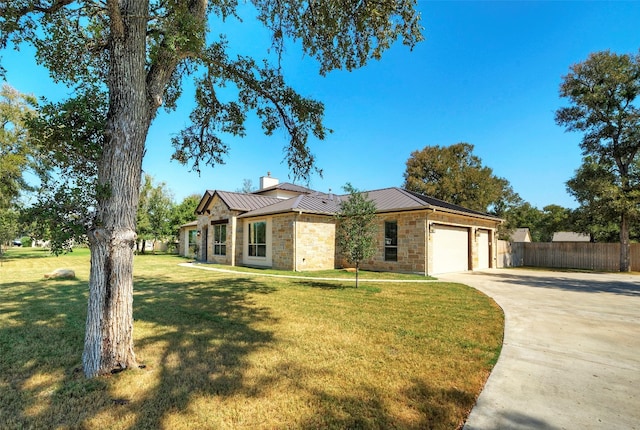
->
<box><xmin>0</xmin><ymin>1</ymin><xmax>422</xmax><ymax>377</ymax></box>
<box><xmin>0</xmin><ymin>84</ymin><xmax>37</xmax><ymax>209</ymax></box>
<box><xmin>403</xmin><ymin>142</ymin><xmax>518</xmax><ymax>213</ymax></box>
<box><xmin>556</xmin><ymin>50</ymin><xmax>640</xmax><ymax>271</ymax></box>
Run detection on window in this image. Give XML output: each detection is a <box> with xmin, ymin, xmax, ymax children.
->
<box><xmin>213</xmin><ymin>224</ymin><xmax>227</xmax><ymax>256</ymax></box>
<box><xmin>188</xmin><ymin>229</ymin><xmax>198</xmax><ymax>255</ymax></box>
<box><xmin>248</xmin><ymin>221</ymin><xmax>267</xmax><ymax>257</ymax></box>
<box><xmin>384</xmin><ymin>221</ymin><xmax>398</xmax><ymax>261</ymax></box>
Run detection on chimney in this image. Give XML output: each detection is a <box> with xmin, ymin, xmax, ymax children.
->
<box><xmin>259</xmin><ymin>171</ymin><xmax>279</xmax><ymax>190</ymax></box>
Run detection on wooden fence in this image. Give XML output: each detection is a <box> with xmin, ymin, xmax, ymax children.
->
<box><xmin>497</xmin><ymin>241</ymin><xmax>640</xmax><ymax>272</ymax></box>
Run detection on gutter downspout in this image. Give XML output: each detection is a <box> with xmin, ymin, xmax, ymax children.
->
<box><xmin>293</xmin><ymin>211</ymin><xmax>301</xmax><ymax>271</ymax></box>
<box><xmin>425</xmin><ymin>208</ymin><xmax>436</xmax><ymax>277</ymax></box>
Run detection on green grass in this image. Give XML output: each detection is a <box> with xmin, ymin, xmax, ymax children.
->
<box><xmin>0</xmin><ymin>248</ymin><xmax>503</xmax><ymax>430</ymax></box>
<box><xmin>190</xmin><ymin>262</ymin><xmax>436</xmax><ymax>280</ymax></box>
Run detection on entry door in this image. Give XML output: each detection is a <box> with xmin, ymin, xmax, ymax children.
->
<box><xmin>201</xmin><ymin>226</ymin><xmax>208</xmax><ymax>261</ymax></box>
<box><xmin>477</xmin><ymin>229</ymin><xmax>490</xmax><ymax>270</ymax></box>
<box><xmin>432</xmin><ymin>224</ymin><xmax>470</xmax><ymax>274</ymax></box>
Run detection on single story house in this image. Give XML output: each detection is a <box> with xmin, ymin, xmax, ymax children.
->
<box><xmin>511</xmin><ymin>227</ymin><xmax>532</xmax><ymax>243</ymax></box>
<box><xmin>178</xmin><ymin>220</ymin><xmax>198</xmax><ymax>257</ymax></box>
<box><xmin>184</xmin><ymin>174</ymin><xmax>503</xmax><ymax>275</ymax></box>
<box><xmin>552</xmin><ymin>231</ymin><xmax>591</xmax><ymax>242</ymax></box>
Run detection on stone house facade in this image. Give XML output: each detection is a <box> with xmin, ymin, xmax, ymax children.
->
<box><xmin>187</xmin><ymin>175</ymin><xmax>503</xmax><ymax>275</ymax></box>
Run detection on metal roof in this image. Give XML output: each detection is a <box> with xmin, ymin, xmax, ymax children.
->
<box><xmin>239</xmin><ymin>194</ymin><xmax>342</xmax><ymax>218</ymax></box>
<box><xmin>252</xmin><ymin>182</ymin><xmax>315</xmax><ymax>195</ymax></box>
<box><xmin>196</xmin><ymin>190</ymin><xmax>281</xmax><ymax>214</ymax></box>
<box><xmin>238</xmin><ymin>187</ymin><xmax>501</xmax><ymax>221</ymax></box>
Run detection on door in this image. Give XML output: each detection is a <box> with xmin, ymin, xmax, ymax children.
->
<box><xmin>477</xmin><ymin>229</ymin><xmax>490</xmax><ymax>270</ymax></box>
<box><xmin>201</xmin><ymin>226</ymin><xmax>208</xmax><ymax>262</ymax></box>
<box><xmin>432</xmin><ymin>224</ymin><xmax>470</xmax><ymax>274</ymax></box>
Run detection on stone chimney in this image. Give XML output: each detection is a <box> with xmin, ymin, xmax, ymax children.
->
<box><xmin>259</xmin><ymin>171</ymin><xmax>279</xmax><ymax>190</ymax></box>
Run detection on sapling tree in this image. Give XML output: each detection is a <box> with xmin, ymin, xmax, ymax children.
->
<box><xmin>335</xmin><ymin>183</ymin><xmax>378</xmax><ymax>288</ymax></box>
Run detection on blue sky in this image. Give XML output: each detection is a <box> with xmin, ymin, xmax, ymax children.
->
<box><xmin>4</xmin><ymin>1</ymin><xmax>640</xmax><ymax>209</ymax></box>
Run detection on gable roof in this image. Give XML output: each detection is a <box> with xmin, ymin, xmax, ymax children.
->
<box><xmin>195</xmin><ymin>190</ymin><xmax>281</xmax><ymax>215</ymax></box>
<box><xmin>252</xmin><ymin>182</ymin><xmax>316</xmax><ymax>195</ymax></box>
<box><xmin>511</xmin><ymin>228</ymin><xmax>532</xmax><ymax>242</ymax></box>
<box><xmin>552</xmin><ymin>231</ymin><xmax>590</xmax><ymax>242</ymax></box>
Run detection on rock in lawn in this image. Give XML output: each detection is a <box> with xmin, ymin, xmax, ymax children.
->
<box><xmin>44</xmin><ymin>268</ymin><xmax>76</xmax><ymax>280</ymax></box>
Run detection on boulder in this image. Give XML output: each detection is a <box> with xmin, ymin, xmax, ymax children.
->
<box><xmin>44</xmin><ymin>268</ymin><xmax>76</xmax><ymax>280</ymax></box>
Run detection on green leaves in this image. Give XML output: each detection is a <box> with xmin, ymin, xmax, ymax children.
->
<box><xmin>253</xmin><ymin>0</ymin><xmax>423</xmax><ymax>75</ymax></box>
<box><xmin>557</xmin><ymin>50</ymin><xmax>640</xmax><ymax>269</ymax></box>
<box><xmin>171</xmin><ymin>45</ymin><xmax>328</xmax><ymax>181</ymax></box>
<box><xmin>0</xmin><ymin>84</ymin><xmax>37</xmax><ymax>209</ymax></box>
<box><xmin>335</xmin><ymin>183</ymin><xmax>378</xmax><ymax>270</ymax></box>
<box><xmin>403</xmin><ymin>142</ymin><xmax>516</xmax><ymax>214</ymax></box>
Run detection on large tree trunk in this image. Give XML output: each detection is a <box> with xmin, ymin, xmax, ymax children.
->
<box><xmin>82</xmin><ymin>0</ymin><xmax>152</xmax><ymax>378</ymax></box>
<box><xmin>620</xmin><ymin>212</ymin><xmax>631</xmax><ymax>272</ymax></box>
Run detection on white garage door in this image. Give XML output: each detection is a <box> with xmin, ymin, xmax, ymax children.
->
<box><xmin>432</xmin><ymin>224</ymin><xmax>470</xmax><ymax>274</ymax></box>
<box><xmin>477</xmin><ymin>229</ymin><xmax>490</xmax><ymax>270</ymax></box>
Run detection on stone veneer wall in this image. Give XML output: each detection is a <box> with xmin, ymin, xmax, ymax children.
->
<box><xmin>197</xmin><ymin>196</ymin><xmax>236</xmax><ymax>265</ymax></box>
<box><xmin>271</xmin><ymin>214</ymin><xmax>294</xmax><ymax>270</ymax></box>
<box><xmin>338</xmin><ymin>210</ymin><xmax>499</xmax><ymax>275</ymax></box>
<box><xmin>294</xmin><ymin>214</ymin><xmax>336</xmax><ymax>271</ymax></box>
<box><xmin>270</xmin><ymin>213</ymin><xmax>336</xmax><ymax>271</ymax></box>
<box><xmin>355</xmin><ymin>211</ymin><xmax>428</xmax><ymax>274</ymax></box>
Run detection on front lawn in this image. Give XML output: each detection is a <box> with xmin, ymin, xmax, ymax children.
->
<box><xmin>0</xmin><ymin>248</ymin><xmax>503</xmax><ymax>429</ymax></box>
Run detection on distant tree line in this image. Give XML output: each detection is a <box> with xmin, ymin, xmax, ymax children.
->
<box><xmin>402</xmin><ymin>142</ymin><xmax>639</xmax><ymax>244</ymax></box>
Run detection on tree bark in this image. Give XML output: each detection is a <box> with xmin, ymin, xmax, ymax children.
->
<box><xmin>82</xmin><ymin>0</ymin><xmax>151</xmax><ymax>378</ymax></box>
<box><xmin>620</xmin><ymin>212</ymin><xmax>631</xmax><ymax>272</ymax></box>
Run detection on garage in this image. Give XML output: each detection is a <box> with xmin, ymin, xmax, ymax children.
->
<box><xmin>432</xmin><ymin>224</ymin><xmax>470</xmax><ymax>274</ymax></box>
<box><xmin>477</xmin><ymin>229</ymin><xmax>490</xmax><ymax>269</ymax></box>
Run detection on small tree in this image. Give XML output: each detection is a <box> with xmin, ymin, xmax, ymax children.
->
<box><xmin>335</xmin><ymin>184</ymin><xmax>378</xmax><ymax>288</ymax></box>
<box><xmin>169</xmin><ymin>194</ymin><xmax>201</xmax><ymax>239</ymax></box>
<box><xmin>136</xmin><ymin>174</ymin><xmax>174</xmax><ymax>253</ymax></box>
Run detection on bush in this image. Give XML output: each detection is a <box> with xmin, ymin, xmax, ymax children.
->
<box><xmin>20</xmin><ymin>236</ymin><xmax>32</xmax><ymax>247</ymax></box>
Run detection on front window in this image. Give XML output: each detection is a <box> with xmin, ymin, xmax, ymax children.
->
<box><xmin>213</xmin><ymin>224</ymin><xmax>227</xmax><ymax>256</ymax></box>
<box><xmin>384</xmin><ymin>221</ymin><xmax>398</xmax><ymax>261</ymax></box>
<box><xmin>188</xmin><ymin>229</ymin><xmax>198</xmax><ymax>254</ymax></box>
<box><xmin>248</xmin><ymin>221</ymin><xmax>267</xmax><ymax>257</ymax></box>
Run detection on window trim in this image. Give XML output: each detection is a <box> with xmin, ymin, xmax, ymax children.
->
<box><xmin>213</xmin><ymin>223</ymin><xmax>227</xmax><ymax>256</ymax></box>
<box><xmin>248</xmin><ymin>220</ymin><xmax>267</xmax><ymax>258</ymax></box>
<box><xmin>384</xmin><ymin>220</ymin><xmax>398</xmax><ymax>262</ymax></box>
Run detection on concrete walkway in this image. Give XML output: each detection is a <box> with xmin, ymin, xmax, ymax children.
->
<box><xmin>439</xmin><ymin>269</ymin><xmax>640</xmax><ymax>430</ymax></box>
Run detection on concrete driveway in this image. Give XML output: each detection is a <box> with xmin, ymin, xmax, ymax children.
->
<box><xmin>439</xmin><ymin>269</ymin><xmax>640</xmax><ymax>430</ymax></box>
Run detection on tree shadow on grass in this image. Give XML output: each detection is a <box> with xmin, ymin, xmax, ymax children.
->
<box><xmin>0</xmin><ymin>272</ymin><xmax>278</xmax><ymax>429</ymax></box>
<box><xmin>126</xmin><ymin>275</ymin><xmax>278</xmax><ymax>429</ymax></box>
<box><xmin>1</xmin><ymin>263</ymin><xmax>483</xmax><ymax>429</ymax></box>
<box><xmin>248</xmin><ymin>360</ymin><xmax>477</xmax><ymax>430</ymax></box>
<box><xmin>294</xmin><ymin>280</ymin><xmax>350</xmax><ymax>290</ymax></box>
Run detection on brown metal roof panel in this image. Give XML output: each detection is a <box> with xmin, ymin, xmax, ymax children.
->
<box><xmin>215</xmin><ymin>191</ymin><xmax>281</xmax><ymax>211</ymax></box>
<box><xmin>363</xmin><ymin>188</ymin><xmax>426</xmax><ymax>211</ymax></box>
<box><xmin>252</xmin><ymin>182</ymin><xmax>316</xmax><ymax>195</ymax></box>
<box><xmin>403</xmin><ymin>189</ymin><xmax>501</xmax><ymax>219</ymax></box>
<box><xmin>238</xmin><ymin>195</ymin><xmax>341</xmax><ymax>218</ymax></box>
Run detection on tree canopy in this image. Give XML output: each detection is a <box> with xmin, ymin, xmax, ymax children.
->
<box><xmin>556</xmin><ymin>50</ymin><xmax>640</xmax><ymax>271</ymax></box>
<box><xmin>0</xmin><ymin>84</ymin><xmax>37</xmax><ymax>209</ymax></box>
<box><xmin>136</xmin><ymin>174</ymin><xmax>174</xmax><ymax>252</ymax></box>
<box><xmin>0</xmin><ymin>0</ymin><xmax>423</xmax><ymax>377</ymax></box>
<box><xmin>403</xmin><ymin>142</ymin><xmax>519</xmax><ymax>214</ymax></box>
